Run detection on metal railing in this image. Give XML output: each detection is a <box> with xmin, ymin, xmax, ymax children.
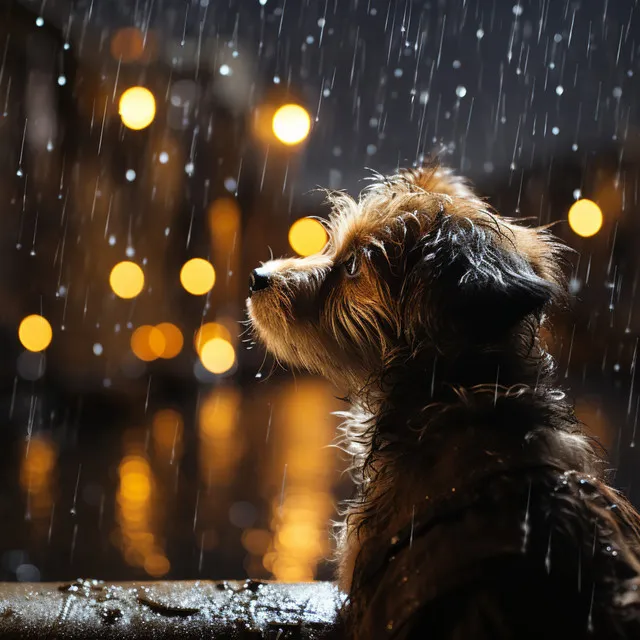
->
<box><xmin>0</xmin><ymin>579</ymin><xmax>345</xmax><ymax>638</ymax></box>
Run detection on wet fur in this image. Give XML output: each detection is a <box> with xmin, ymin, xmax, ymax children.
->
<box><xmin>247</xmin><ymin>162</ymin><xmax>640</xmax><ymax>638</ymax></box>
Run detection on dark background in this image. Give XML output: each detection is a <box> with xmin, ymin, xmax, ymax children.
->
<box><xmin>0</xmin><ymin>0</ymin><xmax>639</xmax><ymax>583</ymax></box>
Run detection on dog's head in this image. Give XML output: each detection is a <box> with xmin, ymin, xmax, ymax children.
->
<box><xmin>247</xmin><ymin>165</ymin><xmax>567</xmax><ymax>392</ymax></box>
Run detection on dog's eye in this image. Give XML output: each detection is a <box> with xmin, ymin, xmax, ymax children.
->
<box><xmin>343</xmin><ymin>254</ymin><xmax>359</xmax><ymax>277</ymax></box>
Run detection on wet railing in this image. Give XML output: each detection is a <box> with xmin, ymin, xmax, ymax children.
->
<box><xmin>0</xmin><ymin>579</ymin><xmax>344</xmax><ymax>638</ymax></box>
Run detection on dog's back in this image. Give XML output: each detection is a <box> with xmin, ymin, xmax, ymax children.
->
<box><xmin>346</xmin><ymin>392</ymin><xmax>640</xmax><ymax>639</ymax></box>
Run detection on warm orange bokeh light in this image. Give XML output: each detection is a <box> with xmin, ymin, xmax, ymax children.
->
<box><xmin>155</xmin><ymin>323</ymin><xmax>183</xmax><ymax>359</ymax></box>
<box><xmin>131</xmin><ymin>325</ymin><xmax>166</xmax><ymax>362</ymax></box>
<box><xmin>272</xmin><ymin>104</ymin><xmax>311</xmax><ymax>145</ymax></box>
<box><xmin>116</xmin><ymin>453</ymin><xmax>169</xmax><ymax>576</ymax></box>
<box><xmin>288</xmin><ymin>218</ymin><xmax>328</xmax><ymax>257</ymax></box>
<box><xmin>568</xmin><ymin>199</ymin><xmax>603</xmax><ymax>237</ymax></box>
<box><xmin>18</xmin><ymin>315</ymin><xmax>52</xmax><ymax>352</ymax></box>
<box><xmin>119</xmin><ymin>87</ymin><xmax>156</xmax><ymax>131</ymax></box>
<box><xmin>110</xmin><ymin>27</ymin><xmax>145</xmax><ymax>63</ymax></box>
<box><xmin>194</xmin><ymin>322</ymin><xmax>232</xmax><ymax>355</ymax></box>
<box><xmin>110</xmin><ymin>261</ymin><xmax>145</xmax><ymax>299</ymax></box>
<box><xmin>152</xmin><ymin>409</ymin><xmax>184</xmax><ymax>462</ymax></box>
<box><xmin>180</xmin><ymin>258</ymin><xmax>216</xmax><ymax>295</ymax></box>
<box><xmin>200</xmin><ymin>338</ymin><xmax>235</xmax><ymax>374</ymax></box>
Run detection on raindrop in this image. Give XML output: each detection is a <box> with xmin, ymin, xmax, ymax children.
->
<box><xmin>306</xmin><ymin>36</ymin><xmax>315</xmax><ymax>44</ymax></box>
<box><xmin>393</xmin><ymin>68</ymin><xmax>403</xmax><ymax>78</ymax></box>
<box><xmin>108</xmin><ymin>235</ymin><xmax>116</xmax><ymax>246</ymax></box>
<box><xmin>63</xmin><ymin>42</ymin><xmax>70</xmax><ymax>50</ymax></box>
<box><xmin>317</xmin><ymin>18</ymin><xmax>326</xmax><ymax>27</ymax></box>
<box><xmin>125</xmin><ymin>246</ymin><xmax>135</xmax><ymax>257</ymax></box>
<box><xmin>57</xmin><ymin>76</ymin><xmax>67</xmax><ymax>86</ymax></box>
<box><xmin>419</xmin><ymin>91</ymin><xmax>429</xmax><ymax>105</ymax></box>
<box><xmin>125</xmin><ymin>169</ymin><xmax>136</xmax><ymax>182</ymax></box>
<box><xmin>572</xmin><ymin>143</ymin><xmax>579</xmax><ymax>151</ymax></box>
<box><xmin>273</xmin><ymin>75</ymin><xmax>281</xmax><ymax>84</ymax></box>
<box><xmin>483</xmin><ymin>161</ymin><xmax>495</xmax><ymax>173</ymax></box>
<box><xmin>551</xmin><ymin>126</ymin><xmax>560</xmax><ymax>135</ymax></box>
<box><xmin>332</xmin><ymin>146</ymin><xmax>342</xmax><ymax>157</ymax></box>
<box><xmin>476</xmin><ymin>28</ymin><xmax>485</xmax><ymax>39</ymax></box>
<box><xmin>185</xmin><ymin>162</ymin><xmax>195</xmax><ymax>176</ymax></box>
<box><xmin>219</xmin><ymin>64</ymin><xmax>232</xmax><ymax>76</ymax></box>
<box><xmin>366</xmin><ymin>144</ymin><xmax>377</xmax><ymax>155</ymax></box>
<box><xmin>455</xmin><ymin>86</ymin><xmax>467</xmax><ymax>98</ymax></box>
<box><xmin>322</xmin><ymin>88</ymin><xmax>331</xmax><ymax>97</ymax></box>
<box><xmin>159</xmin><ymin>152</ymin><xmax>169</xmax><ymax>164</ymax></box>
<box><xmin>512</xmin><ymin>4</ymin><xmax>523</xmax><ymax>16</ymax></box>
<box><xmin>556</xmin><ymin>86</ymin><xmax>564</xmax><ymax>95</ymax></box>
<box><xmin>452</xmin><ymin>60</ymin><xmax>461</xmax><ymax>69</ymax></box>
<box><xmin>573</xmin><ymin>189</ymin><xmax>582</xmax><ymax>200</ymax></box>
<box><xmin>613</xmin><ymin>87</ymin><xmax>622</xmax><ymax>99</ymax></box>
<box><xmin>224</xmin><ymin>177</ymin><xmax>237</xmax><ymax>192</ymax></box>
<box><xmin>553</xmin><ymin>33</ymin><xmax>562</xmax><ymax>43</ymax></box>
<box><xmin>93</xmin><ymin>343</ymin><xmax>103</xmax><ymax>356</ymax></box>
<box><xmin>259</xmin><ymin>0</ymin><xmax>267</xmax><ymax>4</ymax></box>
<box><xmin>35</xmin><ymin>16</ymin><xmax>44</xmax><ymax>26</ymax></box>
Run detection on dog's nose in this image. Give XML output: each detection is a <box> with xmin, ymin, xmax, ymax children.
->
<box><xmin>249</xmin><ymin>268</ymin><xmax>272</xmax><ymax>294</ymax></box>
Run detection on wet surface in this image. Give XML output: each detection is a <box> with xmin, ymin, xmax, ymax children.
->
<box><xmin>0</xmin><ymin>579</ymin><xmax>345</xmax><ymax>638</ymax></box>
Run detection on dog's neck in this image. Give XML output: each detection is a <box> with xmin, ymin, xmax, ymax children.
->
<box><xmin>338</xmin><ymin>337</ymin><xmax>600</xmax><ymax>555</ymax></box>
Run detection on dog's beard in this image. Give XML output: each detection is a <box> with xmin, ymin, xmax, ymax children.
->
<box><xmin>248</xmin><ymin>294</ymin><xmax>369</xmax><ymax>390</ymax></box>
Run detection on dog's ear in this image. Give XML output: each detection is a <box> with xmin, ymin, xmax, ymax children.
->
<box><xmin>421</xmin><ymin>213</ymin><xmax>564</xmax><ymax>341</ymax></box>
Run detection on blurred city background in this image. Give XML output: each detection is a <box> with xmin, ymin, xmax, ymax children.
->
<box><xmin>0</xmin><ymin>0</ymin><xmax>639</xmax><ymax>584</ymax></box>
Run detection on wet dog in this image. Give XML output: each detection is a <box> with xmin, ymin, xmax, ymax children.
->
<box><xmin>247</xmin><ymin>164</ymin><xmax>640</xmax><ymax>638</ymax></box>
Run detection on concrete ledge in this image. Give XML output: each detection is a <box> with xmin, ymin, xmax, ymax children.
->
<box><xmin>0</xmin><ymin>579</ymin><xmax>345</xmax><ymax>638</ymax></box>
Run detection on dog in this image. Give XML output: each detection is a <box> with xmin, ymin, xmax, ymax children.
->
<box><xmin>247</xmin><ymin>163</ymin><xmax>640</xmax><ymax>638</ymax></box>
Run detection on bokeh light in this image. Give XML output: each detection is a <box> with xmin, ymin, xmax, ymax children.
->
<box><xmin>18</xmin><ymin>315</ymin><xmax>53</xmax><ymax>352</ymax></box>
<box><xmin>152</xmin><ymin>409</ymin><xmax>184</xmax><ymax>463</ymax></box>
<box><xmin>568</xmin><ymin>199</ymin><xmax>603</xmax><ymax>237</ymax></box>
<box><xmin>20</xmin><ymin>435</ymin><xmax>56</xmax><ymax>522</ymax></box>
<box><xmin>180</xmin><ymin>258</ymin><xmax>216</xmax><ymax>295</ymax></box>
<box><xmin>131</xmin><ymin>325</ymin><xmax>166</xmax><ymax>362</ymax></box>
<box><xmin>109</xmin><ymin>261</ymin><xmax>145</xmax><ymax>299</ymax></box>
<box><xmin>155</xmin><ymin>323</ymin><xmax>183</xmax><ymax>359</ymax></box>
<box><xmin>288</xmin><ymin>218</ymin><xmax>328</xmax><ymax>256</ymax></box>
<box><xmin>200</xmin><ymin>338</ymin><xmax>235</xmax><ymax>374</ymax></box>
<box><xmin>116</xmin><ymin>453</ymin><xmax>169</xmax><ymax>576</ymax></box>
<box><xmin>194</xmin><ymin>322</ymin><xmax>232</xmax><ymax>355</ymax></box>
<box><xmin>119</xmin><ymin>87</ymin><xmax>156</xmax><ymax>131</ymax></box>
<box><xmin>110</xmin><ymin>28</ymin><xmax>145</xmax><ymax>63</ymax></box>
<box><xmin>272</xmin><ymin>104</ymin><xmax>311</xmax><ymax>145</ymax></box>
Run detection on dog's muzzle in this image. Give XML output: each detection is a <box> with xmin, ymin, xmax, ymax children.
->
<box><xmin>249</xmin><ymin>268</ymin><xmax>272</xmax><ymax>295</ymax></box>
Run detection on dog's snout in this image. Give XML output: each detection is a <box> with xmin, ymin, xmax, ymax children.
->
<box><xmin>249</xmin><ymin>268</ymin><xmax>272</xmax><ymax>294</ymax></box>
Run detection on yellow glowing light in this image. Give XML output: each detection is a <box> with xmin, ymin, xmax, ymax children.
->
<box><xmin>119</xmin><ymin>87</ymin><xmax>156</xmax><ymax>131</ymax></box>
<box><xmin>200</xmin><ymin>338</ymin><xmax>235</xmax><ymax>374</ymax></box>
<box><xmin>180</xmin><ymin>258</ymin><xmax>216</xmax><ymax>295</ymax></box>
<box><xmin>110</xmin><ymin>261</ymin><xmax>145</xmax><ymax>299</ymax></box>
<box><xmin>194</xmin><ymin>322</ymin><xmax>231</xmax><ymax>355</ymax></box>
<box><xmin>131</xmin><ymin>325</ymin><xmax>166</xmax><ymax>362</ymax></box>
<box><xmin>272</xmin><ymin>104</ymin><xmax>311</xmax><ymax>145</ymax></box>
<box><xmin>288</xmin><ymin>218</ymin><xmax>328</xmax><ymax>257</ymax></box>
<box><xmin>18</xmin><ymin>315</ymin><xmax>53</xmax><ymax>352</ymax></box>
<box><xmin>155</xmin><ymin>323</ymin><xmax>183</xmax><ymax>359</ymax></box>
<box><xmin>568</xmin><ymin>199</ymin><xmax>603</xmax><ymax>237</ymax></box>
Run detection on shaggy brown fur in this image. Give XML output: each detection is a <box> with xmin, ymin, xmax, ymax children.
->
<box><xmin>247</xmin><ymin>163</ymin><xmax>640</xmax><ymax>639</ymax></box>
